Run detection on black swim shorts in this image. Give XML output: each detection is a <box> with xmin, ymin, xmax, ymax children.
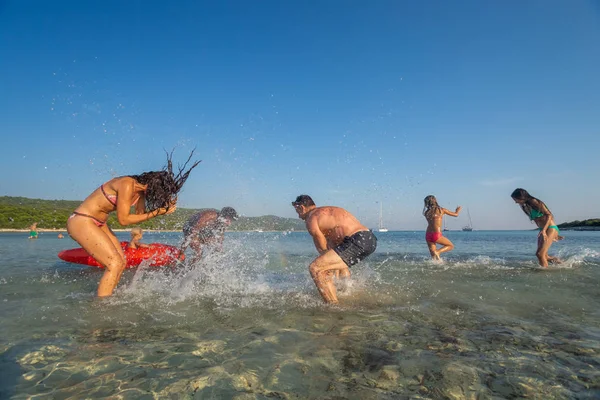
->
<box><xmin>333</xmin><ymin>230</ymin><xmax>377</xmax><ymax>267</ymax></box>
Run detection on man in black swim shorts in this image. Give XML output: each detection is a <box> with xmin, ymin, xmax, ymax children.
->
<box><xmin>292</xmin><ymin>195</ymin><xmax>377</xmax><ymax>304</ymax></box>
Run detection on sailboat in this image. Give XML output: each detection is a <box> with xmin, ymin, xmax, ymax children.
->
<box><xmin>462</xmin><ymin>208</ymin><xmax>473</xmax><ymax>231</ymax></box>
<box><xmin>377</xmin><ymin>202</ymin><xmax>388</xmax><ymax>232</ymax></box>
<box><xmin>443</xmin><ymin>218</ymin><xmax>449</xmax><ymax>232</ymax></box>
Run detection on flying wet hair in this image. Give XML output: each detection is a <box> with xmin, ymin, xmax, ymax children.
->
<box><xmin>423</xmin><ymin>195</ymin><xmax>442</xmax><ymax>220</ymax></box>
<box><xmin>511</xmin><ymin>188</ymin><xmax>550</xmax><ymax>219</ymax></box>
<box><xmin>130</xmin><ymin>149</ymin><xmax>201</xmax><ymax>212</ymax></box>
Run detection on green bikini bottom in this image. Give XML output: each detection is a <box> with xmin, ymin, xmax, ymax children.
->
<box><xmin>539</xmin><ymin>226</ymin><xmax>560</xmax><ymax>234</ymax></box>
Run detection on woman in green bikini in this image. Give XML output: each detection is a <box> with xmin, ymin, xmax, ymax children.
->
<box><xmin>511</xmin><ymin>188</ymin><xmax>563</xmax><ymax>267</ymax></box>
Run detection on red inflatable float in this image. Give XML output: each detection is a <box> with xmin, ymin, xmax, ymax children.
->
<box><xmin>58</xmin><ymin>242</ymin><xmax>184</xmax><ymax>268</ymax></box>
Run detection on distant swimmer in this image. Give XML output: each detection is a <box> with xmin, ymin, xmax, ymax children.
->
<box><xmin>57</xmin><ymin>233</ymin><xmax>64</xmax><ymax>239</ymax></box>
<box><xmin>511</xmin><ymin>188</ymin><xmax>563</xmax><ymax>268</ymax></box>
<box><xmin>66</xmin><ymin>150</ymin><xmax>200</xmax><ymax>297</ymax></box>
<box><xmin>128</xmin><ymin>227</ymin><xmax>149</xmax><ymax>249</ymax></box>
<box><xmin>423</xmin><ymin>195</ymin><xmax>461</xmax><ymax>260</ymax></box>
<box><xmin>29</xmin><ymin>223</ymin><xmax>38</xmax><ymax>239</ymax></box>
<box><xmin>292</xmin><ymin>195</ymin><xmax>377</xmax><ymax>305</ymax></box>
<box><xmin>181</xmin><ymin>207</ymin><xmax>238</xmax><ymax>262</ymax></box>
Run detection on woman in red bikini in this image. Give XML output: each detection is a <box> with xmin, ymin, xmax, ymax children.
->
<box><xmin>67</xmin><ymin>150</ymin><xmax>200</xmax><ymax>297</ymax></box>
<box><xmin>423</xmin><ymin>195</ymin><xmax>462</xmax><ymax>260</ymax></box>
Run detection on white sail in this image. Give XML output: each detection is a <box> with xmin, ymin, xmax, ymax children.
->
<box><xmin>462</xmin><ymin>208</ymin><xmax>473</xmax><ymax>231</ymax></box>
<box><xmin>378</xmin><ymin>202</ymin><xmax>388</xmax><ymax>232</ymax></box>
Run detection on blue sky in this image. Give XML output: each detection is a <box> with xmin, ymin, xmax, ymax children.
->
<box><xmin>1</xmin><ymin>1</ymin><xmax>599</xmax><ymax>230</ymax></box>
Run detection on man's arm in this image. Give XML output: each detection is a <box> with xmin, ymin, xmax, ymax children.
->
<box><xmin>217</xmin><ymin>230</ymin><xmax>225</xmax><ymax>251</ymax></box>
<box><xmin>306</xmin><ymin>217</ymin><xmax>328</xmax><ymax>254</ymax></box>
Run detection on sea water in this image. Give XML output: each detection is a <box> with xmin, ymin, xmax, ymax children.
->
<box><xmin>0</xmin><ymin>230</ymin><xmax>599</xmax><ymax>399</ymax></box>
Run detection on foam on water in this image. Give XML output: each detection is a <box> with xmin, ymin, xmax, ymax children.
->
<box><xmin>115</xmin><ymin>244</ymin><xmax>383</xmax><ymax>312</ymax></box>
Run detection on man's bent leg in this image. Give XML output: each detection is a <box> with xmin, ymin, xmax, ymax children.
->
<box><xmin>309</xmin><ymin>250</ymin><xmax>349</xmax><ymax>304</ymax></box>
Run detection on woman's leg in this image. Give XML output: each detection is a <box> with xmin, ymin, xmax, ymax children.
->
<box><xmin>427</xmin><ymin>241</ymin><xmax>439</xmax><ymax>260</ymax></box>
<box><xmin>102</xmin><ymin>224</ymin><xmax>128</xmax><ymax>285</ymax></box>
<box><xmin>536</xmin><ymin>228</ymin><xmax>560</xmax><ymax>267</ymax></box>
<box><xmin>67</xmin><ymin>216</ymin><xmax>126</xmax><ymax>296</ymax></box>
<box><xmin>435</xmin><ymin>236</ymin><xmax>454</xmax><ymax>255</ymax></box>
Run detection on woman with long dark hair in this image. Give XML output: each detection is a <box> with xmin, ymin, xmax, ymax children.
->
<box><xmin>511</xmin><ymin>188</ymin><xmax>563</xmax><ymax>267</ymax></box>
<box><xmin>67</xmin><ymin>150</ymin><xmax>200</xmax><ymax>296</ymax></box>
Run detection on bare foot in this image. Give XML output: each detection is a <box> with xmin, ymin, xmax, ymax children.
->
<box><xmin>548</xmin><ymin>257</ymin><xmax>562</xmax><ymax>265</ymax></box>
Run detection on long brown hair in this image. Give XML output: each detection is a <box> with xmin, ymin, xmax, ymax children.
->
<box><xmin>130</xmin><ymin>149</ymin><xmax>201</xmax><ymax>211</ymax></box>
<box><xmin>510</xmin><ymin>188</ymin><xmax>550</xmax><ymax>219</ymax></box>
<box><xmin>423</xmin><ymin>195</ymin><xmax>442</xmax><ymax>220</ymax></box>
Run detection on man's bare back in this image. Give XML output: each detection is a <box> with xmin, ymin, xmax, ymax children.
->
<box><xmin>306</xmin><ymin>206</ymin><xmax>369</xmax><ymax>249</ymax></box>
<box><xmin>182</xmin><ymin>207</ymin><xmax>238</xmax><ymax>261</ymax></box>
<box><xmin>184</xmin><ymin>210</ymin><xmax>220</xmax><ymax>244</ymax></box>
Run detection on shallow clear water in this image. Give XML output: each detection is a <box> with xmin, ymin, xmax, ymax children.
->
<box><xmin>1</xmin><ymin>230</ymin><xmax>599</xmax><ymax>399</ymax></box>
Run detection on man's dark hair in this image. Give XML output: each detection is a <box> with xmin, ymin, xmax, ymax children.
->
<box><xmin>292</xmin><ymin>195</ymin><xmax>315</xmax><ymax>207</ymax></box>
<box><xmin>219</xmin><ymin>206</ymin><xmax>239</xmax><ymax>220</ymax></box>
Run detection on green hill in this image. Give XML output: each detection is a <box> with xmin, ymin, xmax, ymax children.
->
<box><xmin>557</xmin><ymin>219</ymin><xmax>600</xmax><ymax>230</ymax></box>
<box><xmin>0</xmin><ymin>196</ymin><xmax>305</xmax><ymax>231</ymax></box>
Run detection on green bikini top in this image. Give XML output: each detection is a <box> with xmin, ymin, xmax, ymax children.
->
<box><xmin>529</xmin><ymin>209</ymin><xmax>544</xmax><ymax>220</ymax></box>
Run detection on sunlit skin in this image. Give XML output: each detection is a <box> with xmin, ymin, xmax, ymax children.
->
<box><xmin>512</xmin><ymin>197</ymin><xmax>562</xmax><ymax>267</ymax></box>
<box><xmin>67</xmin><ymin>177</ymin><xmax>176</xmax><ymax>297</ymax></box>
<box><xmin>424</xmin><ymin>205</ymin><xmax>461</xmax><ymax>260</ymax></box>
<box><xmin>293</xmin><ymin>203</ymin><xmax>369</xmax><ymax>304</ymax></box>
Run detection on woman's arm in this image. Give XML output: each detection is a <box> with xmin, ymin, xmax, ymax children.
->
<box><xmin>118</xmin><ymin>205</ymin><xmax>175</xmax><ymax>226</ymax></box>
<box><xmin>115</xmin><ymin>180</ymin><xmax>176</xmax><ymax>226</ymax></box>
<box><xmin>135</xmin><ymin>192</ymin><xmax>146</xmax><ymax>215</ymax></box>
<box><xmin>443</xmin><ymin>206</ymin><xmax>462</xmax><ymax>217</ymax></box>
